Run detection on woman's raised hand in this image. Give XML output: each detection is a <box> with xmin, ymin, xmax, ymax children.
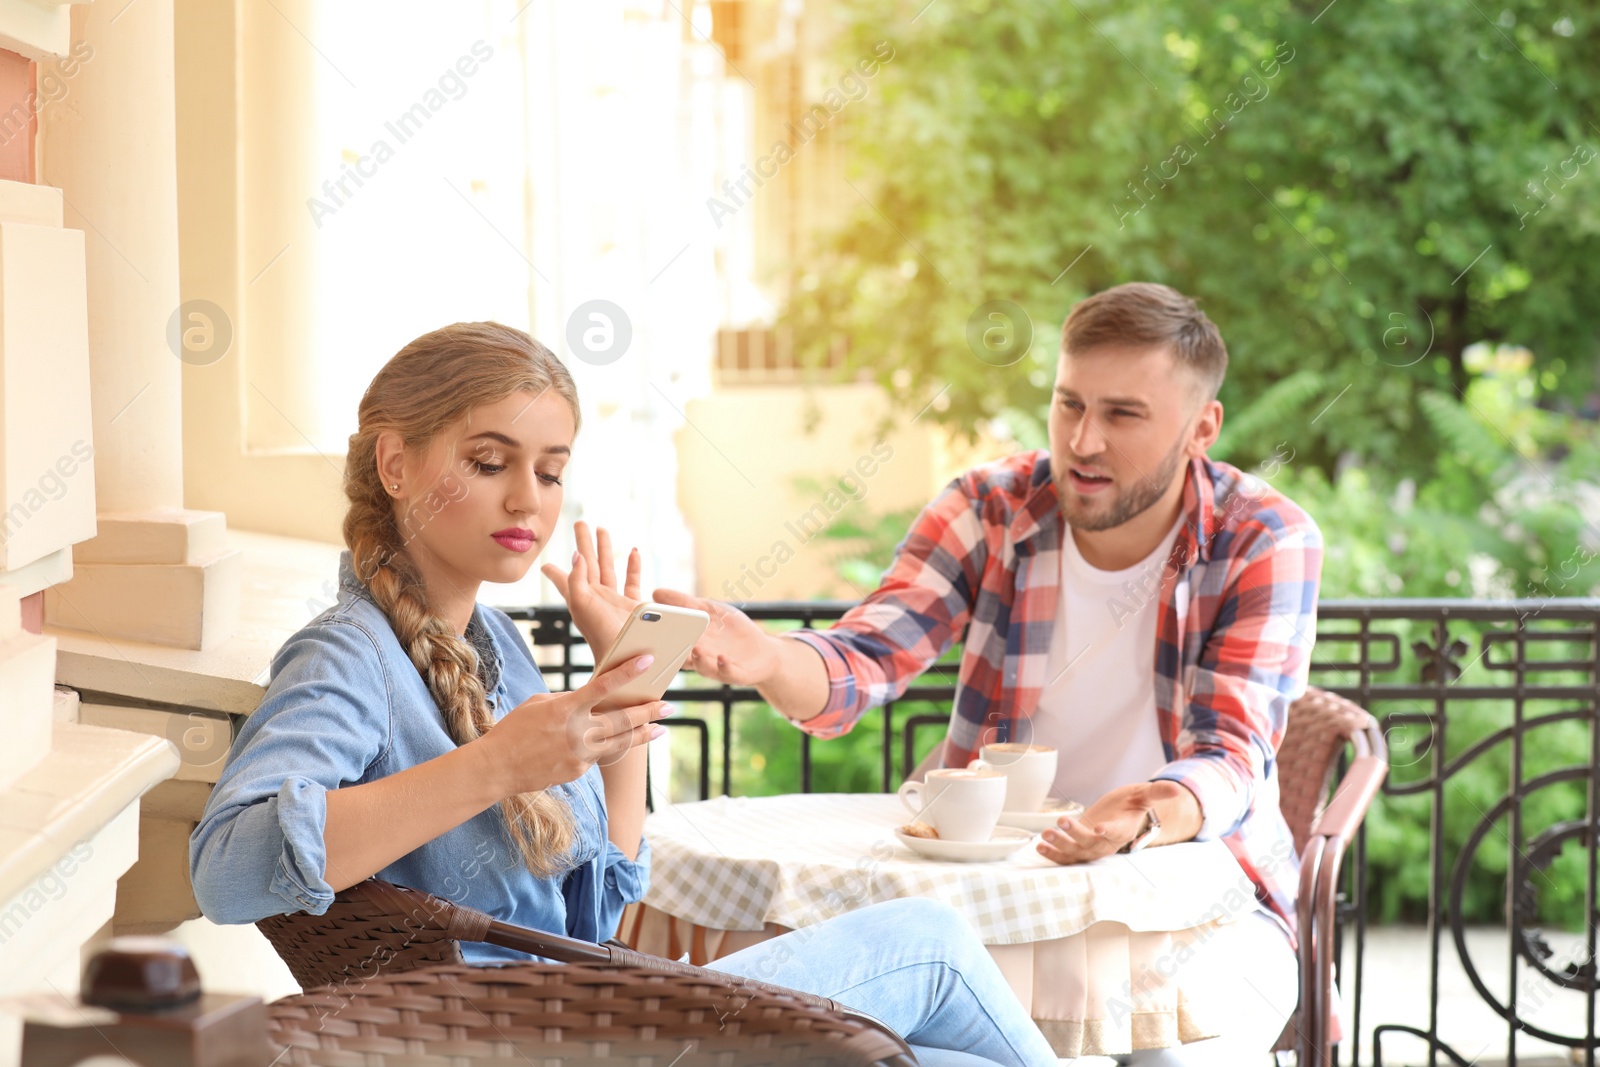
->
<box><xmin>484</xmin><ymin>653</ymin><xmax>672</xmax><ymax>797</ymax></box>
<box><xmin>541</xmin><ymin>521</ymin><xmax>642</xmax><ymax>656</ymax></box>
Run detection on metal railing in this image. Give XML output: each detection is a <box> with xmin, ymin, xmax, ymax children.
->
<box><xmin>504</xmin><ymin>597</ymin><xmax>1600</xmax><ymax>1067</ymax></box>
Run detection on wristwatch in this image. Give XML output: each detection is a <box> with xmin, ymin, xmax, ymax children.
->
<box><xmin>1119</xmin><ymin>807</ymin><xmax>1161</xmax><ymax>854</ymax></box>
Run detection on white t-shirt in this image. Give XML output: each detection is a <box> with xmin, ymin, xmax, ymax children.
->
<box><xmin>1024</xmin><ymin>519</ymin><xmax>1182</xmax><ymax>806</ymax></box>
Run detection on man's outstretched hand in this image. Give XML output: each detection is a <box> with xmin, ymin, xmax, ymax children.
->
<box><xmin>651</xmin><ymin>589</ymin><xmax>779</xmax><ymax>686</ymax></box>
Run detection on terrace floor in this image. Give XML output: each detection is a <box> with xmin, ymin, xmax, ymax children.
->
<box><xmin>1337</xmin><ymin>924</ymin><xmax>1591</xmax><ymax>1067</ymax></box>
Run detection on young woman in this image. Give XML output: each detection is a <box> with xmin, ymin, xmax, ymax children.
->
<box><xmin>189</xmin><ymin>322</ymin><xmax>1058</xmax><ymax>1067</ymax></box>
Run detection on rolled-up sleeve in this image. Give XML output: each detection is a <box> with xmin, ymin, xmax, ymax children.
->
<box><xmin>598</xmin><ymin>834</ymin><xmax>651</xmax><ymax>939</ymax></box>
<box><xmin>1153</xmin><ymin>513</ymin><xmax>1322</xmax><ymax>840</ymax></box>
<box><xmin>189</xmin><ymin>621</ymin><xmax>391</xmax><ymax>924</ymax></box>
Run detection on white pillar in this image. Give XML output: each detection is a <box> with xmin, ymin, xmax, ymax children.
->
<box><xmin>39</xmin><ymin>0</ymin><xmax>183</xmax><ymax>513</ymax></box>
<box><xmin>37</xmin><ymin>0</ymin><xmax>240</xmax><ymax>650</ymax></box>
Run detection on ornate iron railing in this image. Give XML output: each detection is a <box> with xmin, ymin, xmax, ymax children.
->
<box><xmin>505</xmin><ymin>598</ymin><xmax>1600</xmax><ymax>1067</ymax></box>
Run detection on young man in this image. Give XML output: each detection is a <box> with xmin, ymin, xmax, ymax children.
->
<box><xmin>658</xmin><ymin>282</ymin><xmax>1322</xmax><ymax>1062</ymax></box>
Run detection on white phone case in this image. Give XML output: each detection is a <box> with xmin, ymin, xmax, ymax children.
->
<box><xmin>591</xmin><ymin>602</ymin><xmax>710</xmax><ymax>710</ymax></box>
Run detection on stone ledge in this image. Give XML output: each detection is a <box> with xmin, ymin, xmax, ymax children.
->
<box><xmin>0</xmin><ymin>721</ymin><xmax>179</xmax><ymax>908</ymax></box>
<box><xmin>47</xmin><ymin>529</ymin><xmax>344</xmax><ymax>716</ymax></box>
<box><xmin>0</xmin><ymin>804</ymin><xmax>138</xmax><ymax>998</ymax></box>
<box><xmin>0</xmin><ymin>0</ymin><xmax>76</xmax><ymax>63</ymax></box>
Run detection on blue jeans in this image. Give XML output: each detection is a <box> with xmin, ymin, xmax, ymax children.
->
<box><xmin>706</xmin><ymin>897</ymin><xmax>1059</xmax><ymax>1067</ymax></box>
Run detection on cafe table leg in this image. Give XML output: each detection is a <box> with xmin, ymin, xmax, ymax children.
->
<box><xmin>618</xmin><ymin>902</ymin><xmax>674</xmax><ymax>957</ymax></box>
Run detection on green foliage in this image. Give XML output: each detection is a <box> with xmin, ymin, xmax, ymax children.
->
<box><xmin>1284</xmin><ymin>345</ymin><xmax>1599</xmax><ymax>605</ymax></box>
<box><xmin>783</xmin><ymin>0</ymin><xmax>1600</xmax><ymax>477</ymax></box>
<box><xmin>1275</xmin><ymin>353</ymin><xmax>1599</xmax><ymax>928</ymax></box>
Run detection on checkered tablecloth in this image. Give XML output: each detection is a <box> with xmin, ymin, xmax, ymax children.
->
<box><xmin>641</xmin><ymin>793</ymin><xmax>1250</xmax><ymax>945</ymax></box>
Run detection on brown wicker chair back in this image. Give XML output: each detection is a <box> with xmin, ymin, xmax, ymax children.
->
<box><xmin>267</xmin><ymin>960</ymin><xmax>917</xmax><ymax>1066</ymax></box>
<box><xmin>256</xmin><ymin>879</ymin><xmax>470</xmax><ymax>992</ymax></box>
<box><xmin>1277</xmin><ymin>686</ymin><xmax>1381</xmax><ymax>853</ymax></box>
<box><xmin>257</xmin><ymin>879</ymin><xmax>916</xmax><ymax>1066</ymax></box>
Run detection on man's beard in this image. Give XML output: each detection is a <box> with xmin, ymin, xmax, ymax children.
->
<box><xmin>1056</xmin><ymin>435</ymin><xmax>1189</xmax><ymax>532</ymax></box>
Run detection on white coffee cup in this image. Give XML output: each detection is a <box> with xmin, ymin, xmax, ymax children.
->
<box><xmin>897</xmin><ymin>768</ymin><xmax>1007</xmax><ymax>842</ymax></box>
<box><xmin>969</xmin><ymin>743</ymin><xmax>1058</xmax><ymax>813</ymax></box>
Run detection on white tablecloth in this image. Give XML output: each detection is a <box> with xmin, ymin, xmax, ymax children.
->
<box><xmin>628</xmin><ymin>793</ymin><xmax>1273</xmax><ymax>1057</ymax></box>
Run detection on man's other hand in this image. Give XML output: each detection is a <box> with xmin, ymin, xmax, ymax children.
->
<box><xmin>1037</xmin><ymin>780</ymin><xmax>1193</xmax><ymax>865</ymax></box>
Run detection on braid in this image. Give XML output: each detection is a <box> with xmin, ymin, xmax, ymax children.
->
<box><xmin>341</xmin><ymin>323</ymin><xmax>579</xmax><ymax>879</ymax></box>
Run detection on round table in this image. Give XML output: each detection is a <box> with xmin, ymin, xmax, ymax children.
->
<box><xmin>623</xmin><ymin>793</ymin><xmax>1273</xmax><ymax>1058</ymax></box>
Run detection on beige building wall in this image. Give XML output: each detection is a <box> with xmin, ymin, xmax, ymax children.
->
<box><xmin>678</xmin><ymin>380</ymin><xmax>1009</xmax><ymax>600</ymax></box>
<box><xmin>679</xmin><ymin>382</ymin><xmax>926</xmax><ymax>600</ymax></box>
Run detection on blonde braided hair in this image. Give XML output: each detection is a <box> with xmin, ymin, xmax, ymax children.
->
<box><xmin>342</xmin><ymin>322</ymin><xmax>579</xmax><ymax>877</ymax></box>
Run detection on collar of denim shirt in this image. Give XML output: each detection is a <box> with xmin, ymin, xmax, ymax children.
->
<box><xmin>336</xmin><ymin>548</ymin><xmax>503</xmax><ymax>695</ymax></box>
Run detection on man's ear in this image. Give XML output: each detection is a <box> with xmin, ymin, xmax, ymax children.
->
<box><xmin>1189</xmin><ymin>398</ymin><xmax>1223</xmax><ymax>457</ymax></box>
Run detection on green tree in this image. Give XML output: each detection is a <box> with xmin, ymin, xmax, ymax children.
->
<box><xmin>784</xmin><ymin>0</ymin><xmax>1600</xmax><ymax>478</ymax></box>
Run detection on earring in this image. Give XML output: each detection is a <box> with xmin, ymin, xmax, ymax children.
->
<box><xmin>389</xmin><ymin>484</ymin><xmax>399</xmax><ymax>492</ymax></box>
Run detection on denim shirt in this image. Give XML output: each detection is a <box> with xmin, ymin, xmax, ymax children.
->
<box><xmin>189</xmin><ymin>550</ymin><xmax>650</xmax><ymax>961</ymax></box>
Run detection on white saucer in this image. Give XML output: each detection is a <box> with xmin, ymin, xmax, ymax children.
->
<box><xmin>894</xmin><ymin>825</ymin><xmax>1036</xmax><ymax>863</ymax></box>
<box><xmin>996</xmin><ymin>803</ymin><xmax>1084</xmax><ymax>832</ymax></box>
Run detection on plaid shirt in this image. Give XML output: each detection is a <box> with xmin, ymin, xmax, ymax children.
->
<box><xmin>789</xmin><ymin>450</ymin><xmax>1323</xmax><ymax>939</ymax></box>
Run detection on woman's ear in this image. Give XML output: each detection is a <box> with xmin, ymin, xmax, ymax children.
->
<box><xmin>375</xmin><ymin>430</ymin><xmax>407</xmax><ymax>496</ymax></box>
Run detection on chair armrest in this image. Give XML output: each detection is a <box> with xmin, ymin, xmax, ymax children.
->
<box><xmin>1294</xmin><ymin>838</ymin><xmax>1323</xmax><ymax>1064</ymax></box>
<box><xmin>1312</xmin><ymin>755</ymin><xmax>1387</xmax><ymax>842</ymax></box>
<box><xmin>1309</xmin><ymin>834</ymin><xmax>1354</xmax><ymax>1060</ymax></box>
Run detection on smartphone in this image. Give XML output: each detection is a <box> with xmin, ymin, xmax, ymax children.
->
<box><xmin>590</xmin><ymin>602</ymin><xmax>710</xmax><ymax>711</ymax></box>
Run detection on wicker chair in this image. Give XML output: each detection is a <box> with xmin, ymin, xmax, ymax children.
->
<box><xmin>257</xmin><ymin>879</ymin><xmax>915</xmax><ymax>1067</ymax></box>
<box><xmin>1273</xmin><ymin>686</ymin><xmax>1389</xmax><ymax>1066</ymax></box>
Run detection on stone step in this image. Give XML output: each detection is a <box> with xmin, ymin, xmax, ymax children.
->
<box><xmin>51</xmin><ymin>685</ymin><xmax>78</xmax><ymax>724</ymax></box>
<box><xmin>0</xmin><ymin>547</ymin><xmax>70</xmax><ymax>601</ymax></box>
<box><xmin>76</xmin><ymin>701</ymin><xmax>232</xmax><ymax>783</ymax></box>
<box><xmin>43</xmin><ymin>546</ymin><xmax>243</xmax><ymax>650</ymax></box>
<box><xmin>72</xmin><ymin>508</ymin><xmax>229</xmax><ymax>566</ymax></box>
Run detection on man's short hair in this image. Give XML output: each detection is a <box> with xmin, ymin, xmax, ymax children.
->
<box><xmin>1060</xmin><ymin>282</ymin><xmax>1228</xmax><ymax>402</ymax></box>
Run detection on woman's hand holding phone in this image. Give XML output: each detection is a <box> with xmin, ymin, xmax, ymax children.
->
<box><xmin>483</xmin><ymin>654</ymin><xmax>672</xmax><ymax>798</ymax></box>
<box><xmin>541</xmin><ymin>521</ymin><xmax>641</xmax><ymax>654</ymax></box>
